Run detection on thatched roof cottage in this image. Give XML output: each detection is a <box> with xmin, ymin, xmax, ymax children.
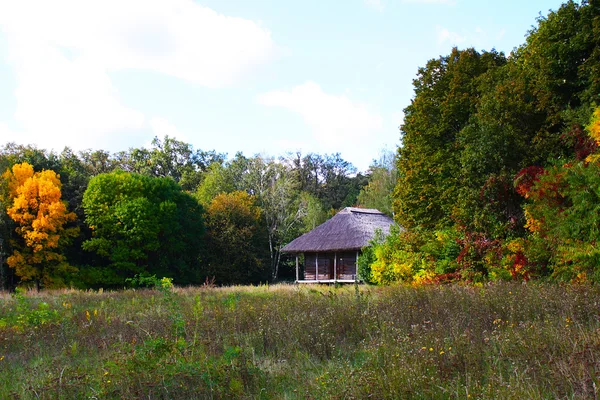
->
<box><xmin>281</xmin><ymin>207</ymin><xmax>394</xmax><ymax>283</ymax></box>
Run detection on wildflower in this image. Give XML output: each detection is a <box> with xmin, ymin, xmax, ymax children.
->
<box><xmin>94</xmin><ymin>309</ymin><xmax>98</xmax><ymax>317</ymax></box>
<box><xmin>160</xmin><ymin>277</ymin><xmax>174</xmax><ymax>289</ymax></box>
<box><xmin>429</xmin><ymin>348</ymin><xmax>433</xmax><ymax>351</ymax></box>
<box><xmin>439</xmin><ymin>351</ymin><xmax>445</xmax><ymax>355</ymax></box>
<box><xmin>85</xmin><ymin>310</ymin><xmax>91</xmax><ymax>321</ymax></box>
<box><xmin>0</xmin><ymin>356</ymin><xmax>4</xmax><ymax>361</ymax></box>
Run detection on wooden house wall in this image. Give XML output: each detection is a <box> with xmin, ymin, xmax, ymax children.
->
<box><xmin>303</xmin><ymin>251</ymin><xmax>357</xmax><ymax>280</ymax></box>
<box><xmin>337</xmin><ymin>253</ymin><xmax>357</xmax><ymax>280</ymax></box>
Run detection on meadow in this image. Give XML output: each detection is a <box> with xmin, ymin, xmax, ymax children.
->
<box><xmin>1</xmin><ymin>282</ymin><xmax>599</xmax><ymax>399</ymax></box>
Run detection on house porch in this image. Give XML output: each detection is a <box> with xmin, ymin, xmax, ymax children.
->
<box><xmin>295</xmin><ymin>251</ymin><xmax>359</xmax><ymax>283</ymax></box>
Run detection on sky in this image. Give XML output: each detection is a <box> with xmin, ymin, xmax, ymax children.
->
<box><xmin>0</xmin><ymin>0</ymin><xmax>568</xmax><ymax>172</ymax></box>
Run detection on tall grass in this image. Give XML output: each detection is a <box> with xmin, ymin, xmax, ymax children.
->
<box><xmin>1</xmin><ymin>283</ymin><xmax>599</xmax><ymax>399</ymax></box>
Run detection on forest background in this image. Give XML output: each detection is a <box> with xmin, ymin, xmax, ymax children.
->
<box><xmin>1</xmin><ymin>0</ymin><xmax>600</xmax><ymax>290</ymax></box>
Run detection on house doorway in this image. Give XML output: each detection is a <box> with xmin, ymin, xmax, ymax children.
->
<box><xmin>317</xmin><ymin>253</ymin><xmax>334</xmax><ymax>280</ymax></box>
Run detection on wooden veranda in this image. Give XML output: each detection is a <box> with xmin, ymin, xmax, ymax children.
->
<box><xmin>294</xmin><ymin>251</ymin><xmax>359</xmax><ymax>283</ymax></box>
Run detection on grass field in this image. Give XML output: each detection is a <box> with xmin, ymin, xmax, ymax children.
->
<box><xmin>1</xmin><ymin>282</ymin><xmax>599</xmax><ymax>399</ymax></box>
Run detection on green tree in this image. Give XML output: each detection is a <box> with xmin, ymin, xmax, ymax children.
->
<box><xmin>295</xmin><ymin>191</ymin><xmax>327</xmax><ymax>233</ymax></box>
<box><xmin>358</xmin><ymin>150</ymin><xmax>398</xmax><ymax>216</ymax></box>
<box><xmin>243</xmin><ymin>156</ymin><xmax>304</xmax><ymax>280</ymax></box>
<box><xmin>394</xmin><ymin>48</ymin><xmax>507</xmax><ymax>230</ymax></box>
<box><xmin>289</xmin><ymin>152</ymin><xmax>365</xmax><ymax>210</ymax></box>
<box><xmin>195</xmin><ymin>163</ymin><xmax>236</xmax><ymax>206</ymax></box>
<box><xmin>117</xmin><ymin>136</ymin><xmax>225</xmax><ymax>192</ymax></box>
<box><xmin>197</xmin><ymin>153</ymin><xmax>331</xmax><ymax>281</ymax></box>
<box><xmin>0</xmin><ymin>143</ymin><xmax>62</xmax><ymax>174</ymax></box>
<box><xmin>78</xmin><ymin>149</ymin><xmax>119</xmax><ymax>176</ymax></box>
<box><xmin>518</xmin><ymin>0</ymin><xmax>600</xmax><ymax>126</ymax></box>
<box><xmin>380</xmin><ymin>2</ymin><xmax>600</xmax><ymax>285</ymax></box>
<box><xmin>82</xmin><ymin>171</ymin><xmax>204</xmax><ymax>285</ymax></box>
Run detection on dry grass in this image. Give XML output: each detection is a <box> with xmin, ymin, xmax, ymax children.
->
<box><xmin>1</xmin><ymin>282</ymin><xmax>599</xmax><ymax>399</ymax></box>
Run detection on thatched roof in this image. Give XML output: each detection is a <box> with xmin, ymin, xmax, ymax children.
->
<box><xmin>281</xmin><ymin>207</ymin><xmax>394</xmax><ymax>253</ymax></box>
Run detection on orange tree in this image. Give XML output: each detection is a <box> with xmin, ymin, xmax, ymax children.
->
<box><xmin>2</xmin><ymin>162</ymin><xmax>78</xmax><ymax>288</ymax></box>
<box><xmin>202</xmin><ymin>191</ymin><xmax>269</xmax><ymax>284</ymax></box>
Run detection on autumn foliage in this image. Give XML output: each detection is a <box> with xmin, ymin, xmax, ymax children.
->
<box><xmin>3</xmin><ymin>162</ymin><xmax>77</xmax><ymax>287</ymax></box>
<box><xmin>365</xmin><ymin>1</ymin><xmax>600</xmax><ymax>285</ymax></box>
<box><xmin>202</xmin><ymin>191</ymin><xmax>269</xmax><ymax>284</ymax></box>
<box><xmin>586</xmin><ymin>107</ymin><xmax>600</xmax><ymax>163</ymax></box>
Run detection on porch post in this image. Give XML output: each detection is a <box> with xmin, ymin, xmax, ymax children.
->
<box><xmin>356</xmin><ymin>251</ymin><xmax>359</xmax><ymax>282</ymax></box>
<box><xmin>316</xmin><ymin>252</ymin><xmax>319</xmax><ymax>282</ymax></box>
<box><xmin>295</xmin><ymin>255</ymin><xmax>299</xmax><ymax>282</ymax></box>
<box><xmin>334</xmin><ymin>252</ymin><xmax>337</xmax><ymax>282</ymax></box>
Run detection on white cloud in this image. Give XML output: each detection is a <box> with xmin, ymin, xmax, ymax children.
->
<box><xmin>401</xmin><ymin>0</ymin><xmax>455</xmax><ymax>4</ymax></box>
<box><xmin>0</xmin><ymin>0</ymin><xmax>275</xmax><ymax>151</ymax></box>
<box><xmin>0</xmin><ymin>0</ymin><xmax>275</xmax><ymax>87</ymax></box>
<box><xmin>436</xmin><ymin>25</ymin><xmax>509</xmax><ymax>49</ymax></box>
<box><xmin>11</xmin><ymin>46</ymin><xmax>145</xmax><ymax>151</ymax></box>
<box><xmin>149</xmin><ymin>117</ymin><xmax>182</xmax><ymax>139</ymax></box>
<box><xmin>257</xmin><ymin>81</ymin><xmax>384</xmax><ymax>170</ymax></box>
<box><xmin>367</xmin><ymin>0</ymin><xmax>455</xmax><ymax>10</ymax></box>
<box><xmin>436</xmin><ymin>26</ymin><xmax>467</xmax><ymax>45</ymax></box>
<box><xmin>364</xmin><ymin>0</ymin><xmax>385</xmax><ymax>11</ymax></box>
<box><xmin>148</xmin><ymin>117</ymin><xmax>193</xmax><ymax>146</ymax></box>
<box><xmin>0</xmin><ymin>122</ymin><xmax>16</xmax><ymax>143</ymax></box>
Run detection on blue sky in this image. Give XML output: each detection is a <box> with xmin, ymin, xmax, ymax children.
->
<box><xmin>0</xmin><ymin>0</ymin><xmax>567</xmax><ymax>171</ymax></box>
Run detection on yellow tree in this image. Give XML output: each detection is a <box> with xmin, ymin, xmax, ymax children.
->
<box><xmin>3</xmin><ymin>162</ymin><xmax>78</xmax><ymax>288</ymax></box>
<box><xmin>586</xmin><ymin>107</ymin><xmax>600</xmax><ymax>163</ymax></box>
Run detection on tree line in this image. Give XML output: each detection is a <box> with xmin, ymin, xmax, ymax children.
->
<box><xmin>361</xmin><ymin>0</ymin><xmax>600</xmax><ymax>284</ymax></box>
<box><xmin>7</xmin><ymin>0</ymin><xmax>592</xmax><ymax>289</ymax></box>
<box><xmin>0</xmin><ymin>138</ymin><xmax>393</xmax><ymax>289</ymax></box>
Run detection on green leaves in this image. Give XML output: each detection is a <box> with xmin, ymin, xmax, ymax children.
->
<box><xmin>82</xmin><ymin>171</ymin><xmax>204</xmax><ymax>285</ymax></box>
<box><xmin>202</xmin><ymin>191</ymin><xmax>267</xmax><ymax>284</ymax></box>
<box><xmin>395</xmin><ymin>48</ymin><xmax>506</xmax><ymax>230</ymax></box>
<box><xmin>357</xmin><ymin>150</ymin><xmax>397</xmax><ymax>217</ymax></box>
<box><xmin>379</xmin><ymin>2</ymin><xmax>600</xmax><ymax>284</ymax></box>
<box><xmin>523</xmin><ymin>160</ymin><xmax>600</xmax><ymax>281</ymax></box>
